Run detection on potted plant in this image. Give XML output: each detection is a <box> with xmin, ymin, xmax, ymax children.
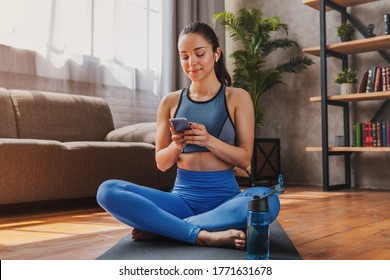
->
<box><xmin>335</xmin><ymin>68</ymin><xmax>358</xmax><ymax>94</ymax></box>
<box><xmin>213</xmin><ymin>8</ymin><xmax>314</xmax><ymax>128</ymax></box>
<box><xmin>213</xmin><ymin>8</ymin><xmax>314</xmax><ymax>183</ymax></box>
<box><xmin>337</xmin><ymin>22</ymin><xmax>355</xmax><ymax>42</ymax></box>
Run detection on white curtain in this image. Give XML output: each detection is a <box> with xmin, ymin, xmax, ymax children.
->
<box><xmin>0</xmin><ymin>0</ymin><xmax>162</xmax><ymax>95</ymax></box>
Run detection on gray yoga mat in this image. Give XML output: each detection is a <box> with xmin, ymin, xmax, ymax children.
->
<box><xmin>97</xmin><ymin>221</ymin><xmax>301</xmax><ymax>260</ymax></box>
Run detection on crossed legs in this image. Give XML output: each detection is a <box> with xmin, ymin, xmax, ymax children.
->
<box><xmin>97</xmin><ymin>180</ymin><xmax>280</xmax><ymax>249</ymax></box>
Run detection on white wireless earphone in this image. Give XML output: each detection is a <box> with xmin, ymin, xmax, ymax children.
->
<box><xmin>215</xmin><ymin>54</ymin><xmax>219</xmax><ymax>62</ymax></box>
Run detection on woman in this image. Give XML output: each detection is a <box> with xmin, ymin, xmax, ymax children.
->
<box><xmin>97</xmin><ymin>22</ymin><xmax>281</xmax><ymax>249</ymax></box>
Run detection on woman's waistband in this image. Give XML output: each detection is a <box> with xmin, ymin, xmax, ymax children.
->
<box><xmin>177</xmin><ymin>167</ymin><xmax>235</xmax><ymax>177</ymax></box>
<box><xmin>175</xmin><ymin>167</ymin><xmax>239</xmax><ymax>189</ymax></box>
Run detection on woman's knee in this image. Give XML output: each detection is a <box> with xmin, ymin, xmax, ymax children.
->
<box><xmin>96</xmin><ymin>179</ymin><xmax>122</xmax><ymax>208</ymax></box>
<box><xmin>268</xmin><ymin>195</ymin><xmax>280</xmax><ymax>222</ymax></box>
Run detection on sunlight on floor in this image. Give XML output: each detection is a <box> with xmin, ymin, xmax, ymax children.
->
<box><xmin>0</xmin><ymin>211</ymin><xmax>126</xmax><ymax>246</ymax></box>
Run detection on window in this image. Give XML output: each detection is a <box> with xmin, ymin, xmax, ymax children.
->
<box><xmin>0</xmin><ymin>0</ymin><xmax>163</xmax><ymax>94</ymax></box>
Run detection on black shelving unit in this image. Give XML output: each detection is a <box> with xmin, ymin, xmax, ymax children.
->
<box><xmin>306</xmin><ymin>0</ymin><xmax>390</xmax><ymax>191</ymax></box>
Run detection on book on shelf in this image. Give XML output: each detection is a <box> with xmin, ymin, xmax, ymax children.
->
<box><xmin>388</xmin><ymin>123</ymin><xmax>390</xmax><ymax>147</ymax></box>
<box><xmin>377</xmin><ymin>122</ymin><xmax>382</xmax><ymax>147</ymax></box>
<box><xmin>353</xmin><ymin>121</ymin><xmax>390</xmax><ymax>147</ymax></box>
<box><xmin>358</xmin><ymin>70</ymin><xmax>369</xmax><ymax>93</ymax></box>
<box><xmin>355</xmin><ymin>123</ymin><xmax>362</xmax><ymax>147</ymax></box>
<box><xmin>374</xmin><ymin>67</ymin><xmax>382</xmax><ymax>92</ymax></box>
<box><xmin>381</xmin><ymin>122</ymin><xmax>390</xmax><ymax>147</ymax></box>
<box><xmin>388</xmin><ymin>122</ymin><xmax>390</xmax><ymax>147</ymax></box>
<box><xmin>365</xmin><ymin>67</ymin><xmax>375</xmax><ymax>93</ymax></box>
<box><xmin>362</xmin><ymin>122</ymin><xmax>367</xmax><ymax>147</ymax></box>
<box><xmin>382</xmin><ymin>67</ymin><xmax>389</xmax><ymax>91</ymax></box>
<box><xmin>382</xmin><ymin>67</ymin><xmax>388</xmax><ymax>92</ymax></box>
<box><xmin>369</xmin><ymin>122</ymin><xmax>374</xmax><ymax>147</ymax></box>
<box><xmin>358</xmin><ymin>66</ymin><xmax>390</xmax><ymax>93</ymax></box>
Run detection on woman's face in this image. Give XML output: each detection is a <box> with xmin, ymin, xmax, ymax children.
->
<box><xmin>178</xmin><ymin>33</ymin><xmax>218</xmax><ymax>82</ymax></box>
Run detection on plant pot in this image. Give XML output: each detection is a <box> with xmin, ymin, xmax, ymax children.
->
<box><xmin>235</xmin><ymin>138</ymin><xmax>281</xmax><ymax>186</ymax></box>
<box><xmin>340</xmin><ymin>35</ymin><xmax>352</xmax><ymax>42</ymax></box>
<box><xmin>340</xmin><ymin>83</ymin><xmax>356</xmax><ymax>94</ymax></box>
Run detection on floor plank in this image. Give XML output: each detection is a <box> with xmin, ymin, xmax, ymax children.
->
<box><xmin>0</xmin><ymin>209</ymin><xmax>129</xmax><ymax>260</ymax></box>
<box><xmin>277</xmin><ymin>186</ymin><xmax>390</xmax><ymax>260</ymax></box>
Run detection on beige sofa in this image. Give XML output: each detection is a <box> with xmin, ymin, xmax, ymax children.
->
<box><xmin>0</xmin><ymin>88</ymin><xmax>175</xmax><ymax>207</ymax></box>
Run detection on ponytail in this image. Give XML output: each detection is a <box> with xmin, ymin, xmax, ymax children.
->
<box><xmin>214</xmin><ymin>51</ymin><xmax>231</xmax><ymax>86</ymax></box>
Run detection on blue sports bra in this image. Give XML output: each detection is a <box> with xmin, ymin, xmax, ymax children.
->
<box><xmin>173</xmin><ymin>84</ymin><xmax>236</xmax><ymax>153</ymax></box>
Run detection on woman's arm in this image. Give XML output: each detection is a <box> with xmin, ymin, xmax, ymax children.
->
<box><xmin>155</xmin><ymin>92</ymin><xmax>186</xmax><ymax>172</ymax></box>
<box><xmin>183</xmin><ymin>88</ymin><xmax>255</xmax><ymax>169</ymax></box>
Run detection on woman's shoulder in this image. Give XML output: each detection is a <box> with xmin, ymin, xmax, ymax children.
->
<box><xmin>160</xmin><ymin>89</ymin><xmax>183</xmax><ymax>105</ymax></box>
<box><xmin>225</xmin><ymin>86</ymin><xmax>251</xmax><ymax>103</ymax></box>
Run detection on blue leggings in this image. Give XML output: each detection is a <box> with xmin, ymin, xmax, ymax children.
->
<box><xmin>96</xmin><ymin>168</ymin><xmax>280</xmax><ymax>244</ymax></box>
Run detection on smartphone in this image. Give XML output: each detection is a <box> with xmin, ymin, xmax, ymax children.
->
<box><xmin>169</xmin><ymin>117</ymin><xmax>192</xmax><ymax>132</ymax></box>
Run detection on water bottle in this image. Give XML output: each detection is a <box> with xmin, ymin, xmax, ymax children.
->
<box><xmin>247</xmin><ymin>195</ymin><xmax>270</xmax><ymax>260</ymax></box>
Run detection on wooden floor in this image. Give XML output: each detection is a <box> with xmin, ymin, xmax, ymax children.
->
<box><xmin>0</xmin><ymin>185</ymin><xmax>389</xmax><ymax>260</ymax></box>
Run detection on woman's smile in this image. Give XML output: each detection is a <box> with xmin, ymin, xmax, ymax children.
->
<box><xmin>189</xmin><ymin>68</ymin><xmax>202</xmax><ymax>74</ymax></box>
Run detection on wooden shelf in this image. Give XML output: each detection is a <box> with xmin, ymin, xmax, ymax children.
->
<box><xmin>306</xmin><ymin>146</ymin><xmax>390</xmax><ymax>152</ymax></box>
<box><xmin>303</xmin><ymin>0</ymin><xmax>378</xmax><ymax>11</ymax></box>
<box><xmin>310</xmin><ymin>91</ymin><xmax>390</xmax><ymax>102</ymax></box>
<box><xmin>303</xmin><ymin>35</ymin><xmax>390</xmax><ymax>57</ymax></box>
<box><xmin>303</xmin><ymin>0</ymin><xmax>389</xmax><ymax>191</ymax></box>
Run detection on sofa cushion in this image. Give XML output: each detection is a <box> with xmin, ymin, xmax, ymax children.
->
<box><xmin>0</xmin><ymin>138</ymin><xmax>66</xmax><ymax>204</ymax></box>
<box><xmin>0</xmin><ymin>88</ymin><xmax>18</xmax><ymax>138</ymax></box>
<box><xmin>105</xmin><ymin>122</ymin><xmax>157</xmax><ymax>145</ymax></box>
<box><xmin>10</xmin><ymin>89</ymin><xmax>115</xmax><ymax>142</ymax></box>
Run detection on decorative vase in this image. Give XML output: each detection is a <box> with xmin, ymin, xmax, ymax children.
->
<box><xmin>340</xmin><ymin>35</ymin><xmax>352</xmax><ymax>42</ymax></box>
<box><xmin>340</xmin><ymin>83</ymin><xmax>356</xmax><ymax>94</ymax></box>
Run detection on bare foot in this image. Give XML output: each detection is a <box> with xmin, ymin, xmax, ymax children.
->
<box><xmin>131</xmin><ymin>228</ymin><xmax>159</xmax><ymax>241</ymax></box>
<box><xmin>195</xmin><ymin>229</ymin><xmax>246</xmax><ymax>250</ymax></box>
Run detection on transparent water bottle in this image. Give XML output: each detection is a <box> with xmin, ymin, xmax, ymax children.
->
<box><xmin>247</xmin><ymin>195</ymin><xmax>270</xmax><ymax>260</ymax></box>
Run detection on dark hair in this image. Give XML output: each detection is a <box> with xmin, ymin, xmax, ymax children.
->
<box><xmin>179</xmin><ymin>22</ymin><xmax>232</xmax><ymax>86</ymax></box>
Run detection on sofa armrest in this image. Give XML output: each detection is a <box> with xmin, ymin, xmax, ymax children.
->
<box><xmin>105</xmin><ymin>122</ymin><xmax>157</xmax><ymax>145</ymax></box>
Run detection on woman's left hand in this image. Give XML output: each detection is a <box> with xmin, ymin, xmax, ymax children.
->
<box><xmin>183</xmin><ymin>122</ymin><xmax>211</xmax><ymax>147</ymax></box>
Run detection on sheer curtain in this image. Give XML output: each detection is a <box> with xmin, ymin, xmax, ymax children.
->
<box><xmin>0</xmin><ymin>0</ymin><xmax>224</xmax><ymax>127</ymax></box>
<box><xmin>0</xmin><ymin>0</ymin><xmax>162</xmax><ymax>92</ymax></box>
